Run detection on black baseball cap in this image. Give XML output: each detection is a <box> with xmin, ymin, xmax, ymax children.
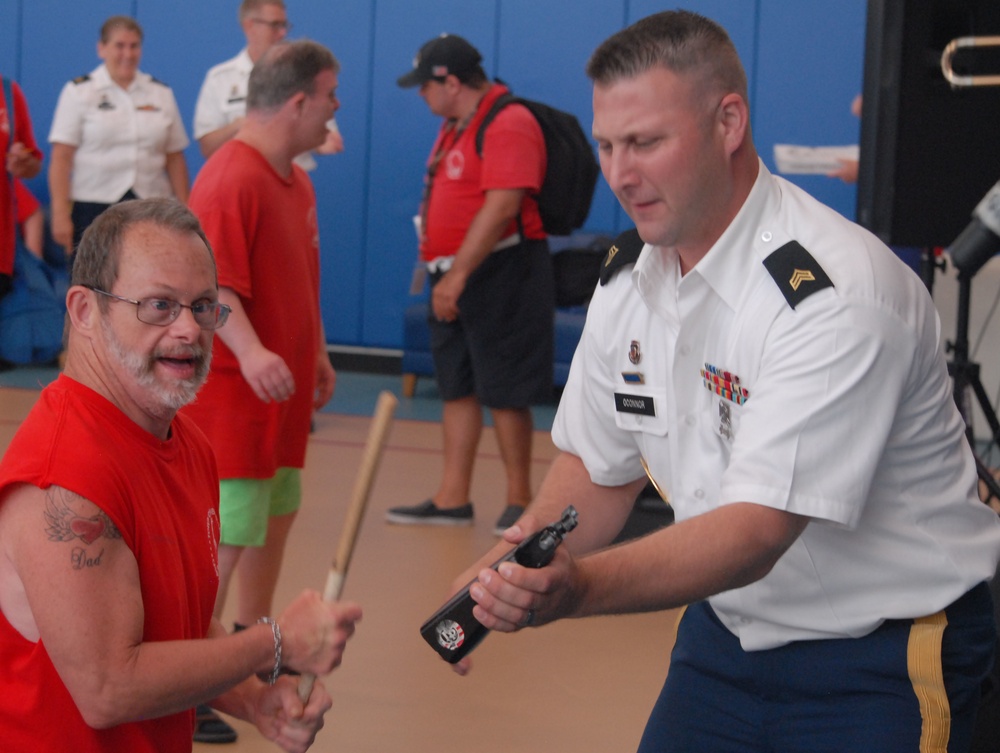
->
<box><xmin>397</xmin><ymin>34</ymin><xmax>483</xmax><ymax>88</ymax></box>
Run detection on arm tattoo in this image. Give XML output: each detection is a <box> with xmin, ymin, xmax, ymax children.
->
<box><xmin>43</xmin><ymin>488</ymin><xmax>123</xmax><ymax>563</ymax></box>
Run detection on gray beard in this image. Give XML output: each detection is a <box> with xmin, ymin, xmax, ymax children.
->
<box><xmin>101</xmin><ymin>318</ymin><xmax>211</xmax><ymax>414</ymax></box>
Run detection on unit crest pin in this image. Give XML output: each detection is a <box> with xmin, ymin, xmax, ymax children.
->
<box><xmin>628</xmin><ymin>340</ymin><xmax>642</xmax><ymax>366</ymax></box>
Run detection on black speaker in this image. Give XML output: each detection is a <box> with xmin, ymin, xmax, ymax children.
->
<box><xmin>857</xmin><ymin>0</ymin><xmax>1000</xmax><ymax>248</ymax></box>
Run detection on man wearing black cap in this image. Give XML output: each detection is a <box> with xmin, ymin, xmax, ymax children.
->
<box><xmin>387</xmin><ymin>34</ymin><xmax>554</xmax><ymax>536</ymax></box>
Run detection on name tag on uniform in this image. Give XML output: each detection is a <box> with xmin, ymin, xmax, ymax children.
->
<box><xmin>614</xmin><ymin>392</ymin><xmax>655</xmax><ymax>416</ymax></box>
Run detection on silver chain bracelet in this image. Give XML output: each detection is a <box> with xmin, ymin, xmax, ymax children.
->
<box><xmin>257</xmin><ymin>617</ymin><xmax>282</xmax><ymax>685</ymax></box>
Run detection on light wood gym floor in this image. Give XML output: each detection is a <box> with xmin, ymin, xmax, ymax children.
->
<box><xmin>0</xmin><ymin>368</ymin><xmax>680</xmax><ymax>753</ymax></box>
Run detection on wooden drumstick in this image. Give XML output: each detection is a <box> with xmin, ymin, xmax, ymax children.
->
<box><xmin>297</xmin><ymin>390</ymin><xmax>398</xmax><ymax>702</ymax></box>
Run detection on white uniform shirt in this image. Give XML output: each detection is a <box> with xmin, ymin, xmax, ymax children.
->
<box><xmin>192</xmin><ymin>48</ymin><xmax>253</xmax><ymax>141</ymax></box>
<box><xmin>553</xmin><ymin>162</ymin><xmax>1000</xmax><ymax>651</ymax></box>
<box><xmin>193</xmin><ymin>48</ymin><xmax>326</xmax><ymax>172</ymax></box>
<box><xmin>48</xmin><ymin>63</ymin><xmax>189</xmax><ymax>203</ymax></box>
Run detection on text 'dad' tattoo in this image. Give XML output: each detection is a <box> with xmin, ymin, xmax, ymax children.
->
<box><xmin>71</xmin><ymin>547</ymin><xmax>105</xmax><ymax>570</ymax></box>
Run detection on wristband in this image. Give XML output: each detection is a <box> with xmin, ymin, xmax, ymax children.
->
<box><xmin>256</xmin><ymin>617</ymin><xmax>282</xmax><ymax>685</ymax></box>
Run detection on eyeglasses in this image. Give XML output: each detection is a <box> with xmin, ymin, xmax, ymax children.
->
<box><xmin>88</xmin><ymin>287</ymin><xmax>231</xmax><ymax>330</ymax></box>
<box><xmin>250</xmin><ymin>18</ymin><xmax>291</xmax><ymax>32</ymax></box>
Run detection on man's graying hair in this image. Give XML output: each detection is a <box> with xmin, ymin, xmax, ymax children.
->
<box><xmin>247</xmin><ymin>39</ymin><xmax>339</xmax><ymax>112</ymax></box>
<box><xmin>72</xmin><ymin>199</ymin><xmax>216</xmax><ymax>308</ymax></box>
<box><xmin>586</xmin><ymin>10</ymin><xmax>747</xmax><ymax>103</ymax></box>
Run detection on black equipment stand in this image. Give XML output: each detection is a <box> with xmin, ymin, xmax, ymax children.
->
<box><xmin>946</xmin><ymin>271</ymin><xmax>1000</xmax><ymax>503</ymax></box>
<box><xmin>920</xmin><ymin>246</ymin><xmax>946</xmax><ymax>296</ymax></box>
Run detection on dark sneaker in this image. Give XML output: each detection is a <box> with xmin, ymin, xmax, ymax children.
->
<box><xmin>493</xmin><ymin>504</ymin><xmax>526</xmax><ymax>536</ymax></box>
<box><xmin>386</xmin><ymin>499</ymin><xmax>474</xmax><ymax>526</ymax></box>
<box><xmin>194</xmin><ymin>704</ymin><xmax>237</xmax><ymax>744</ymax></box>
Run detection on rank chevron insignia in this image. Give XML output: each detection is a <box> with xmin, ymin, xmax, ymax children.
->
<box><xmin>789</xmin><ymin>269</ymin><xmax>816</xmax><ymax>291</ymax></box>
<box><xmin>762</xmin><ymin>240</ymin><xmax>833</xmax><ymax>309</ymax></box>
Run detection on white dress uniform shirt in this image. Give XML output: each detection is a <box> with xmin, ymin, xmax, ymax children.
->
<box><xmin>553</xmin><ymin>161</ymin><xmax>1000</xmax><ymax>651</ymax></box>
<box><xmin>193</xmin><ymin>47</ymin><xmax>334</xmax><ymax>172</ymax></box>
<box><xmin>192</xmin><ymin>49</ymin><xmax>253</xmax><ymax>141</ymax></box>
<box><xmin>48</xmin><ymin>63</ymin><xmax>189</xmax><ymax>203</ymax></box>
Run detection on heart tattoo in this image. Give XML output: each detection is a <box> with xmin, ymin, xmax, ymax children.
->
<box><xmin>69</xmin><ymin>517</ymin><xmax>106</xmax><ymax>545</ymax></box>
<box><xmin>44</xmin><ymin>491</ymin><xmax>123</xmax><ymax>545</ymax></box>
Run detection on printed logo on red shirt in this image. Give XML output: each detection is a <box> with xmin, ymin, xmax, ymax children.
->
<box><xmin>445</xmin><ymin>150</ymin><xmax>465</xmax><ymax>180</ymax></box>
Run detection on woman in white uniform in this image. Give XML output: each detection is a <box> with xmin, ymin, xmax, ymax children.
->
<box><xmin>48</xmin><ymin>16</ymin><xmax>190</xmax><ymax>256</ymax></box>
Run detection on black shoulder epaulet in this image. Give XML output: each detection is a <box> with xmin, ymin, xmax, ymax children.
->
<box><xmin>149</xmin><ymin>76</ymin><xmax>168</xmax><ymax>87</ymax></box>
<box><xmin>599</xmin><ymin>229</ymin><xmax>644</xmax><ymax>285</ymax></box>
<box><xmin>762</xmin><ymin>240</ymin><xmax>834</xmax><ymax>309</ymax></box>
<box><xmin>72</xmin><ymin>74</ymin><xmax>91</xmax><ymax>85</ymax></box>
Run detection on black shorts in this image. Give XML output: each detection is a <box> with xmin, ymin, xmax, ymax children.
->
<box><xmin>428</xmin><ymin>238</ymin><xmax>554</xmax><ymax>409</ymax></box>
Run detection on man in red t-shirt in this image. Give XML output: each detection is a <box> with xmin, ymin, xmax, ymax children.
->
<box><xmin>0</xmin><ymin>198</ymin><xmax>361</xmax><ymax>752</ymax></box>
<box><xmin>184</xmin><ymin>41</ymin><xmax>339</xmax><ymax>685</ymax></box>
<box><xmin>389</xmin><ymin>35</ymin><xmax>554</xmax><ymax>535</ymax></box>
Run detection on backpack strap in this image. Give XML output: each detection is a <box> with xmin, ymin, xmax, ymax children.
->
<box><xmin>2</xmin><ymin>75</ymin><xmax>15</xmax><ymax>151</ymax></box>
<box><xmin>474</xmin><ymin>90</ymin><xmax>515</xmax><ymax>157</ymax></box>
<box><xmin>2</xmin><ymin>76</ymin><xmax>18</xmax><ymax>208</ymax></box>
<box><xmin>2</xmin><ymin>76</ymin><xmax>26</xmax><ymax>252</ymax></box>
<box><xmin>2</xmin><ymin>76</ymin><xmax>17</xmax><ymax>295</ymax></box>
<box><xmin>473</xmin><ymin>87</ymin><xmax>528</xmax><ymax>237</ymax></box>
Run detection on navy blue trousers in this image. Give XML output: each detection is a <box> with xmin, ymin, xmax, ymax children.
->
<box><xmin>638</xmin><ymin>583</ymin><xmax>996</xmax><ymax>753</ymax></box>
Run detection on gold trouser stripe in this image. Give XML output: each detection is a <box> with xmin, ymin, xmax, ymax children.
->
<box><xmin>671</xmin><ymin>604</ymin><xmax>689</xmax><ymax>647</ymax></box>
<box><xmin>907</xmin><ymin>611</ymin><xmax>950</xmax><ymax>753</ymax></box>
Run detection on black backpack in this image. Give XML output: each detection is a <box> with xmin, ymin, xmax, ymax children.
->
<box><xmin>475</xmin><ymin>89</ymin><xmax>599</xmax><ymax>237</ymax></box>
<box><xmin>550</xmin><ymin>233</ymin><xmax>614</xmax><ymax>307</ymax></box>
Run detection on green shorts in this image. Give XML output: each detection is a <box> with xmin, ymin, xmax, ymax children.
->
<box><xmin>218</xmin><ymin>468</ymin><xmax>302</xmax><ymax>547</ymax></box>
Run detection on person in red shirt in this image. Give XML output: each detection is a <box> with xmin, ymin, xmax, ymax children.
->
<box><xmin>183</xmin><ymin>41</ymin><xmax>340</xmax><ymax>711</ymax></box>
<box><xmin>388</xmin><ymin>34</ymin><xmax>554</xmax><ymax>535</ymax></box>
<box><xmin>1</xmin><ymin>74</ymin><xmax>44</xmax><ymax>295</ymax></box>
<box><xmin>0</xmin><ymin>197</ymin><xmax>361</xmax><ymax>753</ymax></box>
